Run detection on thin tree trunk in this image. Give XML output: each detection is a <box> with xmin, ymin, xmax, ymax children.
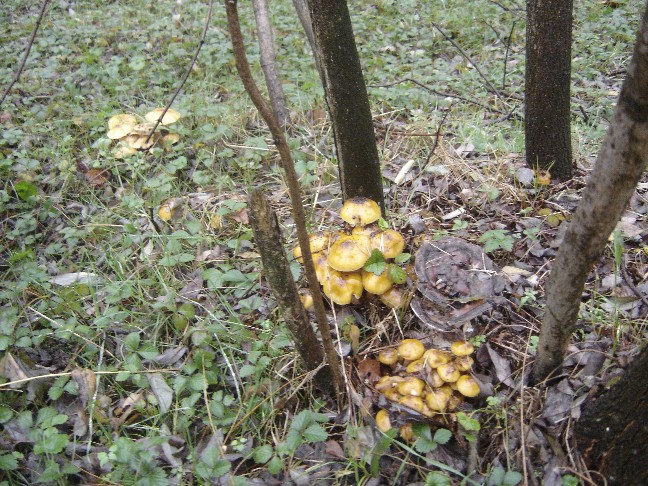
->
<box><xmin>248</xmin><ymin>190</ymin><xmax>333</xmax><ymax>393</ymax></box>
<box><xmin>575</xmin><ymin>345</ymin><xmax>648</xmax><ymax>484</ymax></box>
<box><xmin>532</xmin><ymin>1</ymin><xmax>648</xmax><ymax>383</ymax></box>
<box><xmin>252</xmin><ymin>0</ymin><xmax>289</xmax><ymax>126</ymax></box>
<box><xmin>291</xmin><ymin>0</ymin><xmax>316</xmax><ymax>55</ymax></box>
<box><xmin>525</xmin><ymin>0</ymin><xmax>574</xmax><ymax>180</ymax></box>
<box><xmin>307</xmin><ymin>0</ymin><xmax>384</xmax><ymax>211</ymax></box>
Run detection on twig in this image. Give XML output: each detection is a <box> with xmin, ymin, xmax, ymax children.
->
<box><xmin>503</xmin><ymin>21</ymin><xmax>517</xmax><ymax>91</ymax></box>
<box><xmin>431</xmin><ymin>21</ymin><xmax>504</xmax><ymax>99</ymax></box>
<box><xmin>0</xmin><ymin>0</ymin><xmax>51</xmax><ymax>108</ymax></box>
<box><xmin>253</xmin><ymin>0</ymin><xmax>289</xmax><ymax>126</ymax></box>
<box><xmin>146</xmin><ymin>0</ymin><xmax>213</xmax><ymax>143</ymax></box>
<box><xmin>369</xmin><ymin>77</ymin><xmax>505</xmax><ymax>114</ymax></box>
<box><xmin>225</xmin><ymin>0</ymin><xmax>345</xmax><ymax>400</ymax></box>
<box><xmin>425</xmin><ymin>109</ymin><xmax>451</xmax><ymax>164</ymax></box>
<box><xmin>621</xmin><ymin>256</ymin><xmax>648</xmax><ymax>308</ymax></box>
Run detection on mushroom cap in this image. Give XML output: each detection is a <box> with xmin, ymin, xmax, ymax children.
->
<box><xmin>423</xmin><ymin>349</ymin><xmax>452</xmax><ymax>369</ymax></box>
<box><xmin>313</xmin><ymin>252</ymin><xmax>331</xmax><ymax>283</ymax></box>
<box><xmin>456</xmin><ymin>374</ymin><xmax>480</xmax><ymax>397</ymax></box>
<box><xmin>425</xmin><ymin>386</ymin><xmax>453</xmax><ymax>412</ymax></box>
<box><xmin>426</xmin><ymin>369</ymin><xmax>445</xmax><ymax>388</ymax></box>
<box><xmin>375</xmin><ymin>375</ymin><xmax>404</xmax><ymax>392</ymax></box>
<box><xmin>339</xmin><ymin>197</ymin><xmax>381</xmax><ymax>227</ymax></box>
<box><xmin>377</xmin><ymin>348</ymin><xmax>400</xmax><ymax>366</ymax></box>
<box><xmin>406</xmin><ymin>358</ymin><xmax>425</xmax><ymax>374</ymax></box>
<box><xmin>397</xmin><ymin>339</ymin><xmax>425</xmax><ymax>361</ymax></box>
<box><xmin>399</xmin><ymin>423</ymin><xmax>415</xmax><ymax>441</ymax></box>
<box><xmin>328</xmin><ymin>235</ymin><xmax>370</xmax><ymax>272</ymax></box>
<box><xmin>369</xmin><ymin>229</ymin><xmax>405</xmax><ymax>259</ymax></box>
<box><xmin>107</xmin><ymin>114</ymin><xmax>137</xmax><ymax>139</ymax></box>
<box><xmin>299</xmin><ymin>290</ymin><xmax>314</xmax><ymax>311</ymax></box>
<box><xmin>437</xmin><ymin>362</ymin><xmax>461</xmax><ymax>383</ymax></box>
<box><xmin>398</xmin><ymin>395</ymin><xmax>425</xmax><ymax>413</ymax></box>
<box><xmin>322</xmin><ymin>270</ymin><xmax>362</xmax><ymax>305</ymax></box>
<box><xmin>451</xmin><ymin>340</ymin><xmax>475</xmax><ymax>357</ymax></box>
<box><xmin>397</xmin><ymin>377</ymin><xmax>426</xmax><ymax>397</ymax></box>
<box><xmin>293</xmin><ymin>231</ymin><xmax>336</xmax><ymax>263</ymax></box>
<box><xmin>375</xmin><ymin>409</ymin><xmax>392</xmax><ymax>432</ymax></box>
<box><xmin>145</xmin><ymin>107</ymin><xmax>181</xmax><ymax>125</ymax></box>
<box><xmin>454</xmin><ymin>356</ymin><xmax>474</xmax><ymax>372</ymax></box>
<box><xmin>379</xmin><ymin>286</ymin><xmax>406</xmax><ymax>309</ymax></box>
<box><xmin>362</xmin><ymin>268</ymin><xmax>393</xmax><ymax>295</ymax></box>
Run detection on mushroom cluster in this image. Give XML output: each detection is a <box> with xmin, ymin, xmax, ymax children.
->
<box><xmin>374</xmin><ymin>339</ymin><xmax>480</xmax><ymax>438</ymax></box>
<box><xmin>107</xmin><ymin>108</ymin><xmax>181</xmax><ymax>158</ymax></box>
<box><xmin>293</xmin><ymin>197</ymin><xmax>409</xmax><ymax>308</ymax></box>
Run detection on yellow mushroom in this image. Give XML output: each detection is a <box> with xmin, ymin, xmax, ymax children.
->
<box><xmin>339</xmin><ymin>197</ymin><xmax>381</xmax><ymax>227</ymax></box>
<box><xmin>397</xmin><ymin>339</ymin><xmax>426</xmax><ymax>361</ymax></box>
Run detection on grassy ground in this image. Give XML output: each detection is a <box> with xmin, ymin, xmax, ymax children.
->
<box><xmin>1</xmin><ymin>0</ymin><xmax>646</xmax><ymax>484</ymax></box>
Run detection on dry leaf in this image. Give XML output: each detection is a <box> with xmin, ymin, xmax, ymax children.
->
<box><xmin>147</xmin><ymin>373</ymin><xmax>174</xmax><ymax>414</ymax></box>
<box><xmin>72</xmin><ymin>367</ymin><xmax>97</xmax><ymax>409</ymax></box>
<box><xmin>85</xmin><ymin>168</ymin><xmax>109</xmax><ymax>187</ymax></box>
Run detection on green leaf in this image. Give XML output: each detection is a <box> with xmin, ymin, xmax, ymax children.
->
<box><xmin>35</xmin><ymin>431</ymin><xmax>69</xmax><ymax>454</ymax></box>
<box><xmin>377</xmin><ymin>217</ymin><xmax>389</xmax><ymax>231</ymax></box>
<box><xmin>238</xmin><ymin>364</ymin><xmax>256</xmax><ymax>378</ymax></box>
<box><xmin>364</xmin><ymin>249</ymin><xmax>386</xmax><ymax>275</ymax></box>
<box><xmin>253</xmin><ymin>445</ymin><xmax>274</xmax><ymax>464</ymax></box>
<box><xmin>290</xmin><ymin>410</ymin><xmax>314</xmax><ymax>431</ymax></box>
<box><xmin>303</xmin><ymin>423</ymin><xmax>328</xmax><ymax>443</ymax></box>
<box><xmin>124</xmin><ymin>332</ymin><xmax>140</xmax><ymax>351</ymax></box>
<box><xmin>456</xmin><ymin>412</ymin><xmax>480</xmax><ymax>432</ymax></box>
<box><xmin>14</xmin><ymin>180</ymin><xmax>38</xmax><ymax>202</ymax></box>
<box><xmin>387</xmin><ymin>263</ymin><xmax>407</xmax><ymax>284</ymax></box>
<box><xmin>267</xmin><ymin>455</ymin><xmax>284</xmax><ymax>475</ymax></box>
<box><xmin>394</xmin><ymin>252</ymin><xmax>411</xmax><ymax>264</ymax></box>
<box><xmin>0</xmin><ymin>407</ymin><xmax>12</xmax><ymax>424</ymax></box>
<box><xmin>412</xmin><ymin>424</ymin><xmax>437</xmax><ymax>453</ymax></box>
<box><xmin>0</xmin><ymin>452</ymin><xmax>18</xmax><ymax>470</ymax></box>
<box><xmin>433</xmin><ymin>428</ymin><xmax>452</xmax><ymax>445</ymax></box>
<box><xmin>425</xmin><ymin>471</ymin><xmax>451</xmax><ymax>486</ymax></box>
<box><xmin>501</xmin><ymin>470</ymin><xmax>523</xmax><ymax>486</ymax></box>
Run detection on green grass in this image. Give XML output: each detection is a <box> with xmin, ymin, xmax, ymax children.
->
<box><xmin>0</xmin><ymin>0</ymin><xmax>645</xmax><ymax>483</ymax></box>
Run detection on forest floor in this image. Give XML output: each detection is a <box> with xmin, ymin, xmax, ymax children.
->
<box><xmin>1</xmin><ymin>0</ymin><xmax>648</xmax><ymax>484</ymax></box>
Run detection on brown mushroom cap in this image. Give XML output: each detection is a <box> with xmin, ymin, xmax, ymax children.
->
<box><xmin>339</xmin><ymin>197</ymin><xmax>381</xmax><ymax>227</ymax></box>
<box><xmin>397</xmin><ymin>339</ymin><xmax>426</xmax><ymax>361</ymax></box>
<box><xmin>425</xmin><ymin>386</ymin><xmax>452</xmax><ymax>412</ymax></box>
<box><xmin>423</xmin><ymin>349</ymin><xmax>452</xmax><ymax>368</ymax></box>
<box><xmin>454</xmin><ymin>356</ymin><xmax>474</xmax><ymax>372</ymax></box>
<box><xmin>328</xmin><ymin>235</ymin><xmax>371</xmax><ymax>272</ymax></box>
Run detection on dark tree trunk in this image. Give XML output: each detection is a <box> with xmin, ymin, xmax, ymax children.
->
<box><xmin>306</xmin><ymin>0</ymin><xmax>384</xmax><ymax>211</ymax></box>
<box><xmin>525</xmin><ymin>0</ymin><xmax>574</xmax><ymax>180</ymax></box>
<box><xmin>532</xmin><ymin>2</ymin><xmax>648</xmax><ymax>383</ymax></box>
<box><xmin>575</xmin><ymin>345</ymin><xmax>648</xmax><ymax>484</ymax></box>
<box><xmin>248</xmin><ymin>190</ymin><xmax>333</xmax><ymax>394</ymax></box>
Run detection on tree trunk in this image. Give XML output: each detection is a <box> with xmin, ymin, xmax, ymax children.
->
<box><xmin>532</xmin><ymin>1</ymin><xmax>648</xmax><ymax>383</ymax></box>
<box><xmin>575</xmin><ymin>345</ymin><xmax>648</xmax><ymax>484</ymax></box>
<box><xmin>525</xmin><ymin>0</ymin><xmax>574</xmax><ymax>180</ymax></box>
<box><xmin>306</xmin><ymin>0</ymin><xmax>385</xmax><ymax>211</ymax></box>
<box><xmin>252</xmin><ymin>0</ymin><xmax>289</xmax><ymax>126</ymax></box>
<box><xmin>248</xmin><ymin>190</ymin><xmax>333</xmax><ymax>394</ymax></box>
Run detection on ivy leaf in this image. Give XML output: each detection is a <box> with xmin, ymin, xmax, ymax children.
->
<box><xmin>364</xmin><ymin>249</ymin><xmax>386</xmax><ymax>275</ymax></box>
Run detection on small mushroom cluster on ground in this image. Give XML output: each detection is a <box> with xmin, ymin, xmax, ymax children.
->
<box><xmin>107</xmin><ymin>108</ymin><xmax>181</xmax><ymax>158</ymax></box>
<box><xmin>293</xmin><ymin>197</ymin><xmax>409</xmax><ymax>308</ymax></box>
<box><xmin>374</xmin><ymin>338</ymin><xmax>480</xmax><ymax>439</ymax></box>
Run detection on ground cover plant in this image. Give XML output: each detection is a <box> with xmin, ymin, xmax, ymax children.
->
<box><xmin>1</xmin><ymin>0</ymin><xmax>647</xmax><ymax>484</ymax></box>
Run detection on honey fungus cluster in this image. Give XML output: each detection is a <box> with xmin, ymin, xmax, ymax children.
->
<box><xmin>294</xmin><ymin>197</ymin><xmax>409</xmax><ymax>308</ymax></box>
<box><xmin>374</xmin><ymin>339</ymin><xmax>480</xmax><ymax>436</ymax></box>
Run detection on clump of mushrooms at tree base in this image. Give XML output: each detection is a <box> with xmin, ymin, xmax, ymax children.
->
<box><xmin>375</xmin><ymin>339</ymin><xmax>480</xmax><ymax>440</ymax></box>
<box><xmin>292</xmin><ymin>197</ymin><xmax>411</xmax><ymax>310</ymax></box>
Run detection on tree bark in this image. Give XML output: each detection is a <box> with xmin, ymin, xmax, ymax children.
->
<box><xmin>248</xmin><ymin>190</ymin><xmax>333</xmax><ymax>394</ymax></box>
<box><xmin>532</xmin><ymin>1</ymin><xmax>648</xmax><ymax>383</ymax></box>
<box><xmin>525</xmin><ymin>0</ymin><xmax>574</xmax><ymax>180</ymax></box>
<box><xmin>252</xmin><ymin>0</ymin><xmax>289</xmax><ymax>126</ymax></box>
<box><xmin>307</xmin><ymin>0</ymin><xmax>385</xmax><ymax>211</ymax></box>
<box><xmin>575</xmin><ymin>345</ymin><xmax>648</xmax><ymax>484</ymax></box>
